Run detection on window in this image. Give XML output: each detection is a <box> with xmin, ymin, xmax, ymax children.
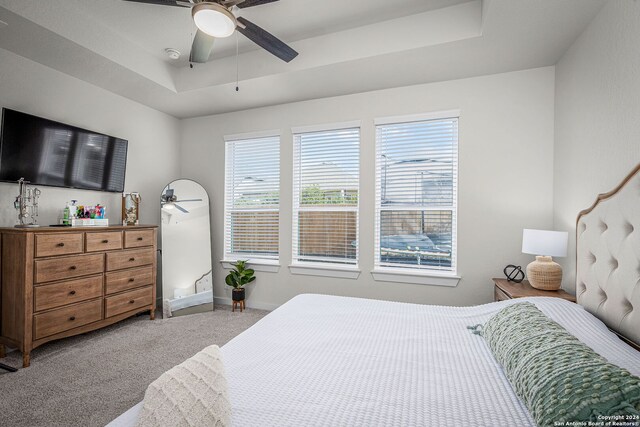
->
<box><xmin>375</xmin><ymin>115</ymin><xmax>458</xmax><ymax>274</ymax></box>
<box><xmin>292</xmin><ymin>125</ymin><xmax>360</xmax><ymax>266</ymax></box>
<box><xmin>224</xmin><ymin>134</ymin><xmax>280</xmax><ymax>261</ymax></box>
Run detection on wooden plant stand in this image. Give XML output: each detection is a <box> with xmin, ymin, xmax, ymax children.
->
<box><xmin>232</xmin><ymin>300</ymin><xmax>245</xmax><ymax>312</ymax></box>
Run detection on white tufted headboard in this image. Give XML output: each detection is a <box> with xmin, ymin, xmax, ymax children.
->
<box><xmin>576</xmin><ymin>163</ymin><xmax>640</xmax><ymax>349</ymax></box>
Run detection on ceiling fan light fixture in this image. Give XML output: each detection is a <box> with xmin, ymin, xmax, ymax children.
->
<box><xmin>192</xmin><ymin>3</ymin><xmax>237</xmax><ymax>38</ymax></box>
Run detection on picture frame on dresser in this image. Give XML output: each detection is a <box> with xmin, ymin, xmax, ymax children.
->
<box><xmin>122</xmin><ymin>193</ymin><xmax>142</xmax><ymax>226</ymax></box>
<box><xmin>0</xmin><ymin>225</ymin><xmax>157</xmax><ymax>368</ymax></box>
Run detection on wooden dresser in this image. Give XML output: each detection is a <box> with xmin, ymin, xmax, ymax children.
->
<box><xmin>0</xmin><ymin>225</ymin><xmax>157</xmax><ymax>368</ymax></box>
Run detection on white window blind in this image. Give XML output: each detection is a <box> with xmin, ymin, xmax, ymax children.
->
<box><xmin>293</xmin><ymin>127</ymin><xmax>360</xmax><ymax>265</ymax></box>
<box><xmin>375</xmin><ymin>116</ymin><xmax>458</xmax><ymax>273</ymax></box>
<box><xmin>224</xmin><ymin>135</ymin><xmax>280</xmax><ymax>261</ymax></box>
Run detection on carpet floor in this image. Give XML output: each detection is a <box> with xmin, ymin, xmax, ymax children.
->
<box><xmin>0</xmin><ymin>305</ymin><xmax>268</xmax><ymax>427</ymax></box>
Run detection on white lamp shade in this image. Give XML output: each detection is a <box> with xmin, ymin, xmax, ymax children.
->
<box><xmin>192</xmin><ymin>3</ymin><xmax>237</xmax><ymax>38</ymax></box>
<box><xmin>522</xmin><ymin>229</ymin><xmax>568</xmax><ymax>257</ymax></box>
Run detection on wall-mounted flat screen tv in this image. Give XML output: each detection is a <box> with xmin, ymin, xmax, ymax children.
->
<box><xmin>0</xmin><ymin>108</ymin><xmax>128</xmax><ymax>193</ymax></box>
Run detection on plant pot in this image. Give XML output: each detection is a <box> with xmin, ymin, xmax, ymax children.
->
<box><xmin>232</xmin><ymin>288</ymin><xmax>245</xmax><ymax>301</ymax></box>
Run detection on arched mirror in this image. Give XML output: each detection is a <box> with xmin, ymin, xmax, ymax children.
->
<box><xmin>160</xmin><ymin>179</ymin><xmax>213</xmax><ymax>318</ymax></box>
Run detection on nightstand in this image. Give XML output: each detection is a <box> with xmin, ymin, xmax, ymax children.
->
<box><xmin>492</xmin><ymin>278</ymin><xmax>576</xmax><ymax>303</ymax></box>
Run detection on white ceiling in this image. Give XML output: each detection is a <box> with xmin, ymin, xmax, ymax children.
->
<box><xmin>0</xmin><ymin>0</ymin><xmax>606</xmax><ymax>119</ymax></box>
<box><xmin>76</xmin><ymin>0</ymin><xmax>473</xmax><ymax>64</ymax></box>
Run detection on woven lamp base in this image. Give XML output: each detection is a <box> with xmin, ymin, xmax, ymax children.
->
<box><xmin>526</xmin><ymin>256</ymin><xmax>563</xmax><ymax>290</ymax></box>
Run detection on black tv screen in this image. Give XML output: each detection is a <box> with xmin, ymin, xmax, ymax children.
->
<box><xmin>0</xmin><ymin>108</ymin><xmax>127</xmax><ymax>192</ymax></box>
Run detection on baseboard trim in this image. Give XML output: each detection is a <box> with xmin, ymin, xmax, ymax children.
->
<box><xmin>214</xmin><ymin>297</ymin><xmax>278</xmax><ymax>311</ymax></box>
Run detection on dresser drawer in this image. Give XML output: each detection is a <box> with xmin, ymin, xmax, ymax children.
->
<box><xmin>105</xmin><ymin>266</ymin><xmax>154</xmax><ymax>295</ymax></box>
<box><xmin>105</xmin><ymin>286</ymin><xmax>153</xmax><ymax>318</ymax></box>
<box><xmin>35</xmin><ymin>253</ymin><xmax>104</xmax><ymax>283</ymax></box>
<box><xmin>86</xmin><ymin>232</ymin><xmax>123</xmax><ymax>252</ymax></box>
<box><xmin>33</xmin><ymin>299</ymin><xmax>102</xmax><ymax>340</ymax></box>
<box><xmin>35</xmin><ymin>233</ymin><xmax>83</xmax><ymax>258</ymax></box>
<box><xmin>124</xmin><ymin>229</ymin><xmax>154</xmax><ymax>249</ymax></box>
<box><xmin>34</xmin><ymin>275</ymin><xmax>103</xmax><ymax>312</ymax></box>
<box><xmin>106</xmin><ymin>248</ymin><xmax>155</xmax><ymax>271</ymax></box>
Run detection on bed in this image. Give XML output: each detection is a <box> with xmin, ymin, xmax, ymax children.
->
<box><xmin>163</xmin><ymin>270</ymin><xmax>213</xmax><ymax>318</ymax></box>
<box><xmin>164</xmin><ymin>289</ymin><xmax>213</xmax><ymax>317</ymax></box>
<box><xmin>108</xmin><ymin>163</ymin><xmax>640</xmax><ymax>427</ymax></box>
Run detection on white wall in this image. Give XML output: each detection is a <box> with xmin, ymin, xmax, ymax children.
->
<box><xmin>554</xmin><ymin>0</ymin><xmax>640</xmax><ymax>292</ymax></box>
<box><xmin>180</xmin><ymin>67</ymin><xmax>556</xmax><ymax>309</ymax></box>
<box><xmin>0</xmin><ymin>48</ymin><xmax>181</xmax><ymax>227</ymax></box>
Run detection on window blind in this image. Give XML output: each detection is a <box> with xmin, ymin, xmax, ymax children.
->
<box><xmin>224</xmin><ymin>135</ymin><xmax>280</xmax><ymax>260</ymax></box>
<box><xmin>293</xmin><ymin>127</ymin><xmax>360</xmax><ymax>265</ymax></box>
<box><xmin>375</xmin><ymin>117</ymin><xmax>458</xmax><ymax>272</ymax></box>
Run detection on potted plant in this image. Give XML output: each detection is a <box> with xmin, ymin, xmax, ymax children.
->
<box><xmin>225</xmin><ymin>260</ymin><xmax>255</xmax><ymax>302</ymax></box>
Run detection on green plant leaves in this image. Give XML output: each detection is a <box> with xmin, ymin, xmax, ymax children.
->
<box><xmin>225</xmin><ymin>274</ymin><xmax>235</xmax><ymax>287</ymax></box>
<box><xmin>225</xmin><ymin>260</ymin><xmax>256</xmax><ymax>289</ymax></box>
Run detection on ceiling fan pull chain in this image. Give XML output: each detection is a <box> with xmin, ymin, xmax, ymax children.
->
<box><xmin>235</xmin><ymin>31</ymin><xmax>240</xmax><ymax>92</ymax></box>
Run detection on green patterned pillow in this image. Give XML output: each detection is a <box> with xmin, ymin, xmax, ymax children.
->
<box><xmin>477</xmin><ymin>302</ymin><xmax>640</xmax><ymax>427</ymax></box>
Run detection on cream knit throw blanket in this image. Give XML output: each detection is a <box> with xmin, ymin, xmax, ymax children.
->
<box><xmin>136</xmin><ymin>345</ymin><xmax>231</xmax><ymax>427</ymax></box>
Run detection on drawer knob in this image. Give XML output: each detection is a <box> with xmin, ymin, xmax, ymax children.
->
<box><xmin>69</xmin><ymin>290</ymin><xmax>76</xmax><ymax>295</ymax></box>
<box><xmin>102</xmin><ymin>239</ymin><xmax>109</xmax><ymax>243</ymax></box>
<box><xmin>69</xmin><ymin>266</ymin><xmax>77</xmax><ymax>270</ymax></box>
<box><xmin>137</xmin><ymin>237</ymin><xmax>143</xmax><ymax>241</ymax></box>
<box><xmin>128</xmin><ymin>278</ymin><xmax>135</xmax><ymax>282</ymax></box>
<box><xmin>69</xmin><ymin>316</ymin><xmax>76</xmax><ymax>321</ymax></box>
<box><xmin>57</xmin><ymin>243</ymin><xmax>65</xmax><ymax>247</ymax></box>
<box><xmin>129</xmin><ymin>299</ymin><xmax>135</xmax><ymax>304</ymax></box>
<box><xmin>129</xmin><ymin>257</ymin><xmax>135</xmax><ymax>262</ymax></box>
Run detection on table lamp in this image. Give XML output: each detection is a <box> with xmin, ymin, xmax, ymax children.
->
<box><xmin>522</xmin><ymin>229</ymin><xmax>568</xmax><ymax>290</ymax></box>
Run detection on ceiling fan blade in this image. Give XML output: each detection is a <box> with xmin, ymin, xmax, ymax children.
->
<box><xmin>236</xmin><ymin>0</ymin><xmax>279</xmax><ymax>9</ymax></box>
<box><xmin>175</xmin><ymin>204</ymin><xmax>189</xmax><ymax>213</ymax></box>
<box><xmin>236</xmin><ymin>17</ymin><xmax>298</xmax><ymax>63</ymax></box>
<box><xmin>175</xmin><ymin>199</ymin><xmax>203</xmax><ymax>202</ymax></box>
<box><xmin>190</xmin><ymin>30</ymin><xmax>215</xmax><ymax>63</ymax></box>
<box><xmin>122</xmin><ymin>0</ymin><xmax>190</xmax><ymax>7</ymax></box>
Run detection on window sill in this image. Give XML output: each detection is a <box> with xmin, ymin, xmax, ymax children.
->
<box><xmin>371</xmin><ymin>268</ymin><xmax>460</xmax><ymax>287</ymax></box>
<box><xmin>289</xmin><ymin>263</ymin><xmax>361</xmax><ymax>279</ymax></box>
<box><xmin>220</xmin><ymin>259</ymin><xmax>280</xmax><ymax>273</ymax></box>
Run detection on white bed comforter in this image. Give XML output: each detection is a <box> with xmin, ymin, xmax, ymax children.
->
<box><xmin>108</xmin><ymin>294</ymin><xmax>640</xmax><ymax>427</ymax></box>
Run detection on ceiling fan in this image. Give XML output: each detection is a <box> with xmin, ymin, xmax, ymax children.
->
<box><xmin>161</xmin><ymin>189</ymin><xmax>203</xmax><ymax>213</ymax></box>
<box><xmin>123</xmin><ymin>0</ymin><xmax>298</xmax><ymax>64</ymax></box>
